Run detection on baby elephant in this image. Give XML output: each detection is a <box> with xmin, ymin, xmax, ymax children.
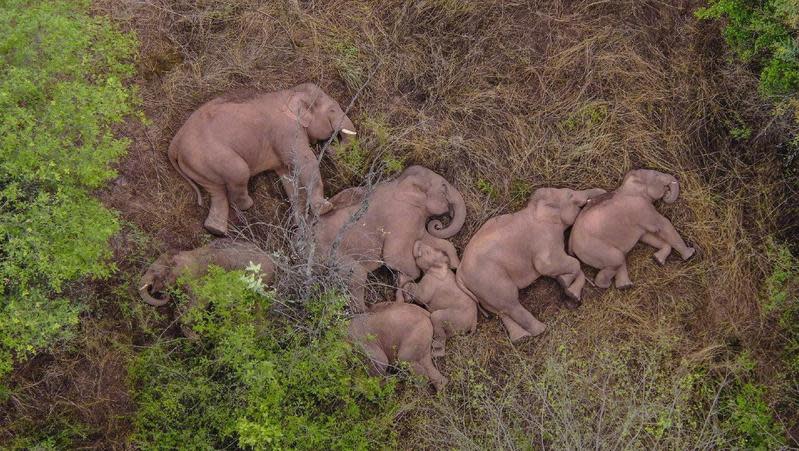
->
<box><xmin>349</xmin><ymin>303</ymin><xmax>447</xmax><ymax>391</ymax></box>
<box><xmin>138</xmin><ymin>239</ymin><xmax>275</xmax><ymax>307</ymax></box>
<box><xmin>403</xmin><ymin>241</ymin><xmax>477</xmax><ymax>357</ymax></box>
<box><xmin>456</xmin><ymin>187</ymin><xmax>606</xmax><ymax>342</ymax></box>
<box><xmin>569</xmin><ymin>169</ymin><xmax>695</xmax><ymax>289</ymax></box>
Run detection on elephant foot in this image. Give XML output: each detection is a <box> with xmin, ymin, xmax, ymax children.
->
<box><xmin>564</xmin><ymin>286</ymin><xmax>582</xmax><ymax>302</ymax></box>
<box><xmin>530</xmin><ymin>321</ymin><xmax>547</xmax><ymax>337</ymax></box>
<box><xmin>556</xmin><ymin>274</ymin><xmax>573</xmax><ymax>288</ymax></box>
<box><xmin>204</xmin><ymin>216</ymin><xmax>228</xmax><ymax>236</ymax></box>
<box><xmin>681</xmin><ymin>247</ymin><xmax>696</xmax><ymax>261</ymax></box>
<box><xmin>432</xmin><ymin>341</ymin><xmax>445</xmax><ymax>358</ymax></box>
<box><xmin>563</xmin><ymin>298</ymin><xmax>581</xmax><ymax>310</ymax></box>
<box><xmin>615</xmin><ymin>281</ymin><xmax>634</xmax><ymax>290</ymax></box>
<box><xmin>653</xmin><ymin>253</ymin><xmax>667</xmax><ymax>266</ymax></box>
<box><xmin>316</xmin><ymin>199</ymin><xmax>334</xmax><ymax>216</ymax></box>
<box><xmin>234</xmin><ymin>196</ymin><xmax>254</xmax><ymax>211</ymax></box>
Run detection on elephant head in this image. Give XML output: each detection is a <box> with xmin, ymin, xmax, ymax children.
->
<box><xmin>621</xmin><ymin>169</ymin><xmax>680</xmax><ymax>204</ymax></box>
<box><xmin>285</xmin><ymin>83</ymin><xmax>357</xmax><ymax>148</ymax></box>
<box><xmin>396</xmin><ymin>166</ymin><xmax>467</xmax><ymax>238</ymax></box>
<box><xmin>138</xmin><ymin>252</ymin><xmax>179</xmax><ymax>306</ymax></box>
<box><xmin>530</xmin><ymin>187</ymin><xmax>607</xmax><ymax>226</ymax></box>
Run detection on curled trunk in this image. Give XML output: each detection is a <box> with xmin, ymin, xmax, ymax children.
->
<box><xmin>427</xmin><ymin>180</ymin><xmax>466</xmax><ymax>238</ymax></box>
<box><xmin>662</xmin><ymin>175</ymin><xmax>680</xmax><ymax>204</ymax></box>
<box><xmin>138</xmin><ymin>274</ymin><xmax>169</xmax><ymax>306</ymax></box>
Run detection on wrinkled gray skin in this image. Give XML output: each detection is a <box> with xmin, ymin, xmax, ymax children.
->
<box><xmin>169</xmin><ymin>83</ymin><xmax>357</xmax><ymax>236</ymax></box>
<box><xmin>315</xmin><ymin>165</ymin><xmax>467</xmax><ymax>312</ymax></box>
<box><xmin>349</xmin><ymin>302</ymin><xmax>447</xmax><ymax>391</ymax></box>
<box><xmin>569</xmin><ymin>169</ymin><xmax>695</xmax><ymax>289</ymax></box>
<box><xmin>456</xmin><ymin>187</ymin><xmax>606</xmax><ymax>342</ymax></box>
<box><xmin>403</xmin><ymin>241</ymin><xmax>477</xmax><ymax>357</ymax></box>
<box><xmin>138</xmin><ymin>239</ymin><xmax>275</xmax><ymax>307</ymax></box>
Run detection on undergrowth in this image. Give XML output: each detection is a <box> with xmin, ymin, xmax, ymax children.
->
<box><xmin>130</xmin><ymin>266</ymin><xmax>398</xmax><ymax>450</ymax></box>
<box><xmin>0</xmin><ymin>0</ymin><xmax>136</xmax><ymax>384</ymax></box>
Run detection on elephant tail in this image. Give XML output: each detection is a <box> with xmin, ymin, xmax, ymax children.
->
<box><xmin>168</xmin><ymin>144</ymin><xmax>204</xmax><ymax>207</ymax></box>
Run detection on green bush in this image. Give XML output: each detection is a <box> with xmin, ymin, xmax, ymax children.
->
<box><xmin>0</xmin><ymin>0</ymin><xmax>137</xmax><ymax>382</ymax></box>
<box><xmin>696</xmin><ymin>0</ymin><xmax>799</xmax><ymax>96</ymax></box>
<box><xmin>130</xmin><ymin>267</ymin><xmax>398</xmax><ymax>450</ymax></box>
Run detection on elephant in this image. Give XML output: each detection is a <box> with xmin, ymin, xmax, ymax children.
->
<box><xmin>403</xmin><ymin>241</ymin><xmax>477</xmax><ymax>357</ymax></box>
<box><xmin>568</xmin><ymin>169</ymin><xmax>695</xmax><ymax>289</ymax></box>
<box><xmin>348</xmin><ymin>302</ymin><xmax>447</xmax><ymax>391</ymax></box>
<box><xmin>168</xmin><ymin>83</ymin><xmax>357</xmax><ymax>236</ymax></box>
<box><xmin>315</xmin><ymin>165</ymin><xmax>466</xmax><ymax>312</ymax></box>
<box><xmin>138</xmin><ymin>239</ymin><xmax>275</xmax><ymax>307</ymax></box>
<box><xmin>456</xmin><ymin>187</ymin><xmax>606</xmax><ymax>342</ymax></box>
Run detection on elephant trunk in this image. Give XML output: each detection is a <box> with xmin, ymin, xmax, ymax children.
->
<box><xmin>662</xmin><ymin>175</ymin><xmax>680</xmax><ymax>204</ymax></box>
<box><xmin>138</xmin><ymin>274</ymin><xmax>169</xmax><ymax>307</ymax></box>
<box><xmin>427</xmin><ymin>181</ymin><xmax>466</xmax><ymax>238</ymax></box>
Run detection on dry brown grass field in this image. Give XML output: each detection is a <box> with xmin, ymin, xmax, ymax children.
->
<box><xmin>2</xmin><ymin>0</ymin><xmax>798</xmax><ymax>448</ymax></box>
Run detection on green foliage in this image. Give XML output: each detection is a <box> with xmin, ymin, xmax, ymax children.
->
<box><xmin>476</xmin><ymin>178</ymin><xmax>498</xmax><ymax>200</ymax></box>
<box><xmin>0</xmin><ymin>0</ymin><xmax>137</xmax><ymax>381</ymax></box>
<box><xmin>696</xmin><ymin>0</ymin><xmax>799</xmax><ymax>95</ymax></box>
<box><xmin>723</xmin><ymin>382</ymin><xmax>785</xmax><ymax>449</ymax></box>
<box><xmin>130</xmin><ymin>267</ymin><xmax>397</xmax><ymax>450</ymax></box>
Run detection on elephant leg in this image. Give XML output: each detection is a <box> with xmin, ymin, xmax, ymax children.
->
<box><xmin>500</xmin><ymin>315</ymin><xmax>531</xmax><ymax>342</ymax></box>
<box><xmin>615</xmin><ymin>262</ymin><xmax>633</xmax><ymax>289</ymax></box>
<box><xmin>594</xmin><ymin>267</ymin><xmax>617</xmax><ymax>288</ymax></box>
<box><xmin>362</xmin><ymin>341</ymin><xmax>389</xmax><ymax>377</ymax></box>
<box><xmin>337</xmin><ymin>255</ymin><xmax>368</xmax><ymax>312</ymax></box>
<box><xmin>279</xmin><ymin>173</ymin><xmax>305</xmax><ymax>225</ymax></box>
<box><xmin>650</xmin><ymin>215</ymin><xmax>695</xmax><ymax>260</ymax></box>
<box><xmin>411</xmin><ymin>356</ymin><xmax>447</xmax><ymax>391</ymax></box>
<box><xmin>204</xmin><ymin>184</ymin><xmax>230</xmax><ymax>236</ymax></box>
<box><xmin>225</xmin><ymin>157</ymin><xmax>253</xmax><ymax>210</ymax></box>
<box><xmin>506</xmin><ymin>303</ymin><xmax>547</xmax><ymax>339</ymax></box>
<box><xmin>641</xmin><ymin>233</ymin><xmax>671</xmax><ymax>265</ymax></box>
<box><xmin>538</xmin><ymin>254</ymin><xmax>585</xmax><ymax>301</ymax></box>
<box><xmin>395</xmin><ymin>273</ymin><xmax>415</xmax><ymax>303</ymax></box>
<box><xmin>430</xmin><ymin>310</ymin><xmax>450</xmax><ymax>357</ymax></box>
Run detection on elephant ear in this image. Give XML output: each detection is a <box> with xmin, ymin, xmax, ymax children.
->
<box><xmin>282</xmin><ymin>92</ymin><xmax>313</xmax><ymax>128</ymax></box>
<box><xmin>394</xmin><ymin>175</ymin><xmax>428</xmax><ymax>207</ymax></box>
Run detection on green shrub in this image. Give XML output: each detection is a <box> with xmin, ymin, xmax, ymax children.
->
<box><xmin>130</xmin><ymin>267</ymin><xmax>397</xmax><ymax>450</ymax></box>
<box><xmin>696</xmin><ymin>0</ymin><xmax>799</xmax><ymax>96</ymax></box>
<box><xmin>0</xmin><ymin>0</ymin><xmax>137</xmax><ymax>382</ymax></box>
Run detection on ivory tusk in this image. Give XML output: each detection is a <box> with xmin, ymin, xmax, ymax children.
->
<box><xmin>340</xmin><ymin>128</ymin><xmax>357</xmax><ymax>135</ymax></box>
<box><xmin>139</xmin><ymin>283</ymin><xmax>150</xmax><ymax>291</ymax></box>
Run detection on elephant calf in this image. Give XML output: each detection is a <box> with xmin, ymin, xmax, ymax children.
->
<box><xmin>169</xmin><ymin>83</ymin><xmax>357</xmax><ymax>236</ymax></box>
<box><xmin>569</xmin><ymin>169</ymin><xmax>695</xmax><ymax>289</ymax></box>
<box><xmin>349</xmin><ymin>302</ymin><xmax>447</xmax><ymax>391</ymax></box>
<box><xmin>403</xmin><ymin>241</ymin><xmax>477</xmax><ymax>357</ymax></box>
<box><xmin>456</xmin><ymin>187</ymin><xmax>606</xmax><ymax>342</ymax></box>
<box><xmin>138</xmin><ymin>239</ymin><xmax>275</xmax><ymax>307</ymax></box>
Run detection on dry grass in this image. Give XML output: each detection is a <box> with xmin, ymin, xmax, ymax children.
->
<box><xmin>2</xmin><ymin>0</ymin><xmax>796</xmax><ymax>448</ymax></box>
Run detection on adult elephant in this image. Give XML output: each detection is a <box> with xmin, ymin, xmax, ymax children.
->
<box><xmin>569</xmin><ymin>169</ymin><xmax>695</xmax><ymax>289</ymax></box>
<box><xmin>169</xmin><ymin>83</ymin><xmax>357</xmax><ymax>236</ymax></box>
<box><xmin>316</xmin><ymin>166</ymin><xmax>466</xmax><ymax>312</ymax></box>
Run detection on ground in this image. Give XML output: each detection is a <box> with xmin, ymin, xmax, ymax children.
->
<box><xmin>2</xmin><ymin>0</ymin><xmax>797</xmax><ymax>448</ymax></box>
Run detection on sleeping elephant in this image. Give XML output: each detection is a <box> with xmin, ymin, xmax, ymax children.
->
<box><xmin>169</xmin><ymin>83</ymin><xmax>357</xmax><ymax>236</ymax></box>
<box><xmin>569</xmin><ymin>169</ymin><xmax>695</xmax><ymax>289</ymax></box>
<box><xmin>315</xmin><ymin>165</ymin><xmax>466</xmax><ymax>312</ymax></box>
<box><xmin>456</xmin><ymin>187</ymin><xmax>606</xmax><ymax>342</ymax></box>
<box><xmin>349</xmin><ymin>302</ymin><xmax>447</xmax><ymax>391</ymax></box>
<box><xmin>138</xmin><ymin>239</ymin><xmax>275</xmax><ymax>307</ymax></box>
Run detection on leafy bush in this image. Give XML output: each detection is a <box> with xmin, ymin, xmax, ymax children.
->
<box><xmin>130</xmin><ymin>267</ymin><xmax>397</xmax><ymax>450</ymax></box>
<box><xmin>0</xmin><ymin>0</ymin><xmax>136</xmax><ymax>382</ymax></box>
<box><xmin>696</xmin><ymin>0</ymin><xmax>799</xmax><ymax>96</ymax></box>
